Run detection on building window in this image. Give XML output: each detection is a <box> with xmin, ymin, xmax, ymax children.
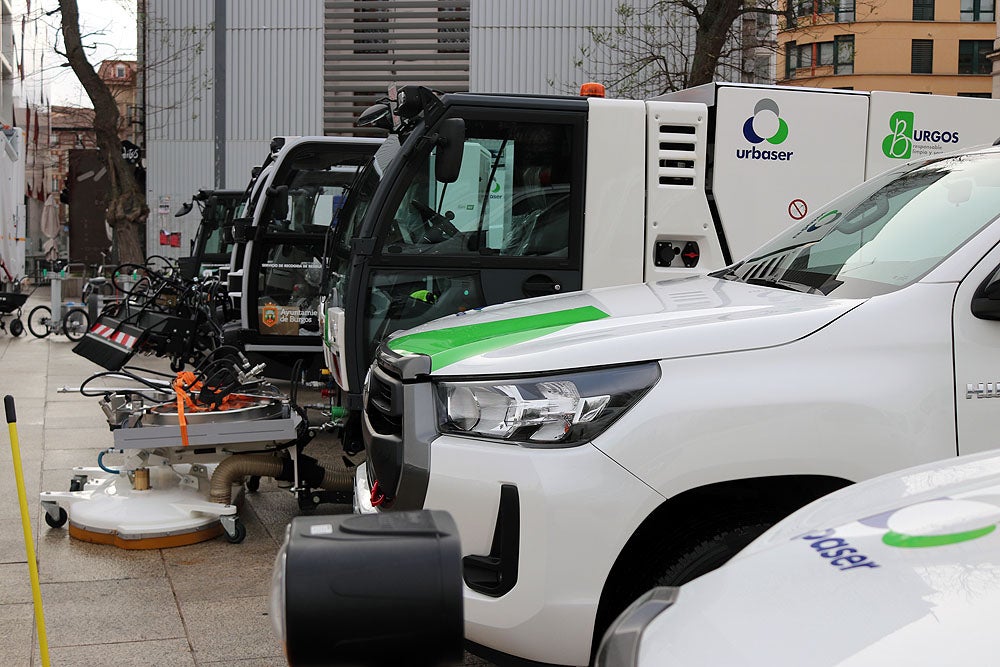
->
<box><xmin>817</xmin><ymin>41</ymin><xmax>835</xmax><ymax>65</ymax></box>
<box><xmin>958</xmin><ymin>92</ymin><xmax>992</xmax><ymax>97</ymax></box>
<box><xmin>834</xmin><ymin>34</ymin><xmax>854</xmax><ymax>74</ymax></box>
<box><xmin>793</xmin><ymin>0</ymin><xmax>855</xmax><ymax>20</ymax></box>
<box><xmin>115</xmin><ymin>64</ymin><xmax>126</xmax><ymax>78</ymax></box>
<box><xmin>785</xmin><ymin>41</ymin><xmax>796</xmax><ymax>78</ymax></box>
<box><xmin>913</xmin><ymin>0</ymin><xmax>935</xmax><ymax>20</ymax></box>
<box><xmin>961</xmin><ymin>0</ymin><xmax>995</xmax><ymax>21</ymax></box>
<box><xmin>754</xmin><ymin>55</ymin><xmax>771</xmax><ymax>82</ymax></box>
<box><xmin>833</xmin><ymin>0</ymin><xmax>855</xmax><ymax>22</ymax></box>
<box><xmin>796</xmin><ymin>44</ymin><xmax>813</xmax><ymax>68</ymax></box>
<box><xmin>911</xmin><ymin>39</ymin><xmax>933</xmax><ymax>74</ymax></box>
<box><xmin>959</xmin><ymin>40</ymin><xmax>993</xmax><ymax>74</ymax></box>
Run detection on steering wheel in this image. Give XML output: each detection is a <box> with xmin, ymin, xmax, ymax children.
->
<box><xmin>409</xmin><ymin>200</ymin><xmax>460</xmax><ymax>243</ymax></box>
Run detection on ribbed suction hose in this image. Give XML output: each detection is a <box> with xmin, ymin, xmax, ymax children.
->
<box><xmin>210</xmin><ymin>454</ymin><xmax>284</xmax><ymax>505</ymax></box>
<box><xmin>209</xmin><ymin>454</ymin><xmax>355</xmax><ymax>505</ymax></box>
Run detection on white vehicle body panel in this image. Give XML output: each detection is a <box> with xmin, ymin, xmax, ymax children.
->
<box><xmin>866</xmin><ymin>91</ymin><xmax>1000</xmax><ymax>178</ymax></box>
<box><xmin>402</xmin><ymin>276</ymin><xmax>862</xmax><ymax>377</ymax></box>
<box><xmin>636</xmin><ymin>449</ymin><xmax>1000</xmax><ymax>666</ymax></box>
<box><xmin>581</xmin><ymin>98</ymin><xmax>646</xmax><ymax>290</ymax></box>
<box><xmin>708</xmin><ymin>85</ymin><xmax>870</xmax><ymax>259</ymax></box>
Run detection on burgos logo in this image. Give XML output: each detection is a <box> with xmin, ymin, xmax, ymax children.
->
<box><xmin>737</xmin><ymin>99</ymin><xmax>793</xmax><ymax>161</ymax></box>
<box><xmin>882</xmin><ymin>109</ymin><xmax>960</xmax><ymax>160</ymax></box>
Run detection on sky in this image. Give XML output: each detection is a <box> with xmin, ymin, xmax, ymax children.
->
<box><xmin>32</xmin><ymin>0</ymin><xmax>138</xmax><ymax>107</ymax></box>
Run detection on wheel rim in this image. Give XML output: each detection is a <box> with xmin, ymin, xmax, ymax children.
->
<box><xmin>62</xmin><ymin>309</ymin><xmax>90</xmax><ymax>341</ymax></box>
<box><xmin>28</xmin><ymin>306</ymin><xmax>52</xmax><ymax>338</ymax></box>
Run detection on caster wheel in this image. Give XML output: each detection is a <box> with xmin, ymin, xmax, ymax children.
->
<box><xmin>224</xmin><ymin>519</ymin><xmax>246</xmax><ymax>544</ymax></box>
<box><xmin>9</xmin><ymin>318</ymin><xmax>23</xmax><ymax>337</ymax></box>
<box><xmin>27</xmin><ymin>305</ymin><xmax>52</xmax><ymax>338</ymax></box>
<box><xmin>62</xmin><ymin>308</ymin><xmax>90</xmax><ymax>342</ymax></box>
<box><xmin>44</xmin><ymin>507</ymin><xmax>68</xmax><ymax>529</ymax></box>
<box><xmin>245</xmin><ymin>476</ymin><xmax>260</xmax><ymax>492</ymax></box>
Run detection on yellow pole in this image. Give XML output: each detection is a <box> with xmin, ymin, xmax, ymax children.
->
<box><xmin>5</xmin><ymin>395</ymin><xmax>51</xmax><ymax>667</ymax></box>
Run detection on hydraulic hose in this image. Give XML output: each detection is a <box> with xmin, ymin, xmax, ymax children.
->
<box><xmin>97</xmin><ymin>450</ymin><xmax>121</xmax><ymax>475</ymax></box>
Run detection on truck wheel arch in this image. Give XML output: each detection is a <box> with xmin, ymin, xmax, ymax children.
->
<box><xmin>591</xmin><ymin>473</ymin><xmax>852</xmax><ymax>656</ymax></box>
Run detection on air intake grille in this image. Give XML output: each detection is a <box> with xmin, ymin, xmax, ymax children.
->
<box><xmin>657</xmin><ymin>124</ymin><xmax>697</xmax><ymax>187</ymax></box>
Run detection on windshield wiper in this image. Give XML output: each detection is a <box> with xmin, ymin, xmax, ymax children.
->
<box><xmin>743</xmin><ymin>276</ymin><xmax>822</xmax><ymax>295</ymax></box>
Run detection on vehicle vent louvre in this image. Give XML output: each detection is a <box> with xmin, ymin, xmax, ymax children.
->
<box><xmin>657</xmin><ymin>124</ymin><xmax>697</xmax><ymax>188</ymax></box>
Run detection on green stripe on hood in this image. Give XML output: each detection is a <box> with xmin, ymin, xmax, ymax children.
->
<box><xmin>388</xmin><ymin>305</ymin><xmax>610</xmax><ymax>371</ymax></box>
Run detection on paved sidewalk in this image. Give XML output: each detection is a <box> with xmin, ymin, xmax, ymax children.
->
<box><xmin>0</xmin><ymin>289</ymin><xmax>343</xmax><ymax>666</ymax></box>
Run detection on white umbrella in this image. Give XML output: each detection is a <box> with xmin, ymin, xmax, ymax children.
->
<box><xmin>41</xmin><ymin>193</ymin><xmax>59</xmax><ymax>261</ymax></box>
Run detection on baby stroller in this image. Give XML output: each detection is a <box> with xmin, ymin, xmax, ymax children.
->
<box><xmin>0</xmin><ymin>286</ymin><xmax>28</xmax><ymax>336</ymax></box>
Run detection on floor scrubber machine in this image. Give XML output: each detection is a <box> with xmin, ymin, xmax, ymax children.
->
<box><xmin>40</xmin><ymin>350</ymin><xmax>352</xmax><ymax>548</ymax></box>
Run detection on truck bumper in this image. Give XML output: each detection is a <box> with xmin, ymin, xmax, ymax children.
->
<box><xmin>404</xmin><ymin>434</ymin><xmax>664</xmax><ymax>667</ymax></box>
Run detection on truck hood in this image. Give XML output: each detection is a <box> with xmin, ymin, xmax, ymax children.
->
<box><xmin>638</xmin><ymin>449</ymin><xmax>1000</xmax><ymax>665</ymax></box>
<box><xmin>386</xmin><ymin>275</ymin><xmax>862</xmax><ymax>376</ymax></box>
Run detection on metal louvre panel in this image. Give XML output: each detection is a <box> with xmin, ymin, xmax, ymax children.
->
<box><xmin>657</xmin><ymin>124</ymin><xmax>698</xmax><ymax>188</ymax></box>
<box><xmin>323</xmin><ymin>0</ymin><xmax>470</xmax><ymax>135</ymax></box>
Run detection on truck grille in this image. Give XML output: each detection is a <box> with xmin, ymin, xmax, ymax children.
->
<box><xmin>366</xmin><ymin>365</ymin><xmax>403</xmax><ymax>438</ymax></box>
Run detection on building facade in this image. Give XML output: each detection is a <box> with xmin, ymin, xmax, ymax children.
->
<box><xmin>778</xmin><ymin>0</ymin><xmax>996</xmax><ymax>95</ymax></box>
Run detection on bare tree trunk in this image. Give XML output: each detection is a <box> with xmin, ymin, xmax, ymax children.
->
<box><xmin>59</xmin><ymin>0</ymin><xmax>147</xmax><ymax>264</ymax></box>
<box><xmin>689</xmin><ymin>0</ymin><xmax>745</xmax><ymax>86</ymax></box>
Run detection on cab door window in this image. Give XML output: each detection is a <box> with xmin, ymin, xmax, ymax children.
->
<box><xmin>383</xmin><ymin>119</ymin><xmax>575</xmax><ymax>258</ymax></box>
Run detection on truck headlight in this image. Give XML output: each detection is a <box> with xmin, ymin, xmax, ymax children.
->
<box><xmin>596</xmin><ymin>586</ymin><xmax>679</xmax><ymax>667</ymax></box>
<box><xmin>435</xmin><ymin>363</ymin><xmax>660</xmax><ymax>447</ymax></box>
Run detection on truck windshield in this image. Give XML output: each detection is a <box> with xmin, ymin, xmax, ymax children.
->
<box><xmin>262</xmin><ymin>155</ymin><xmax>372</xmax><ymax>236</ymax></box>
<box><xmin>721</xmin><ymin>151</ymin><xmax>1000</xmax><ymax>298</ymax></box>
<box><xmin>325</xmin><ymin>137</ymin><xmax>400</xmax><ymax>307</ymax></box>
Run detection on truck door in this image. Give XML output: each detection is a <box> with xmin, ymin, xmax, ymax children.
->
<box><xmin>952</xmin><ymin>215</ymin><xmax>1000</xmax><ymax>457</ymax></box>
<box><xmin>243</xmin><ymin>141</ymin><xmax>380</xmax><ymax>369</ymax></box>
<box><xmin>343</xmin><ymin>106</ymin><xmax>586</xmax><ymax>398</ymax></box>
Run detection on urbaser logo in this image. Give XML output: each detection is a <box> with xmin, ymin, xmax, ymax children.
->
<box><xmin>736</xmin><ymin>98</ymin><xmax>794</xmax><ymax>162</ymax></box>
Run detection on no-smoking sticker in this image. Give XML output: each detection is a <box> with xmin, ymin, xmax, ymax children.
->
<box><xmin>788</xmin><ymin>199</ymin><xmax>808</xmax><ymax>220</ymax></box>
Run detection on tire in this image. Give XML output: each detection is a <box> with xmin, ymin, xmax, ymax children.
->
<box><xmin>224</xmin><ymin>519</ymin><xmax>247</xmax><ymax>544</ymax></box>
<box><xmin>44</xmin><ymin>507</ymin><xmax>68</xmax><ymax>529</ymax></box>
<box><xmin>8</xmin><ymin>318</ymin><xmax>23</xmax><ymax>337</ymax></box>
<box><xmin>62</xmin><ymin>308</ymin><xmax>90</xmax><ymax>341</ymax></box>
<box><xmin>27</xmin><ymin>305</ymin><xmax>51</xmax><ymax>338</ymax></box>
<box><xmin>593</xmin><ymin>515</ymin><xmax>778</xmax><ymax>654</ymax></box>
<box><xmin>652</xmin><ymin>521</ymin><xmax>773</xmax><ymax>587</ymax></box>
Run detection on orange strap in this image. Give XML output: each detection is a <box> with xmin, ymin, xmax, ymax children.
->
<box><xmin>170</xmin><ymin>370</ymin><xmax>243</xmax><ymax>447</ymax></box>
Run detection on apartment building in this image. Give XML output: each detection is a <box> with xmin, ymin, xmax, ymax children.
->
<box><xmin>778</xmin><ymin>0</ymin><xmax>995</xmax><ymax>96</ymax></box>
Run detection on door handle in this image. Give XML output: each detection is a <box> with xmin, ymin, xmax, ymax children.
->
<box><xmin>522</xmin><ymin>274</ymin><xmax>562</xmax><ymax>297</ymax></box>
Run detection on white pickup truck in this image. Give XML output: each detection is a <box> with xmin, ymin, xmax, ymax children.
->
<box><xmin>356</xmin><ymin>143</ymin><xmax>1000</xmax><ymax>666</ymax></box>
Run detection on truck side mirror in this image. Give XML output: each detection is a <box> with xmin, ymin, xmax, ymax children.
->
<box><xmin>174</xmin><ymin>202</ymin><xmax>193</xmax><ymax>218</ymax></box>
<box><xmin>435</xmin><ymin>118</ymin><xmax>466</xmax><ymax>184</ymax></box>
<box><xmin>357</xmin><ymin>101</ymin><xmax>393</xmax><ymax>132</ymax></box>
<box><xmin>971</xmin><ymin>274</ymin><xmax>1000</xmax><ymax>320</ymax></box>
<box><xmin>231</xmin><ymin>217</ymin><xmax>252</xmax><ymax>243</ymax></box>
